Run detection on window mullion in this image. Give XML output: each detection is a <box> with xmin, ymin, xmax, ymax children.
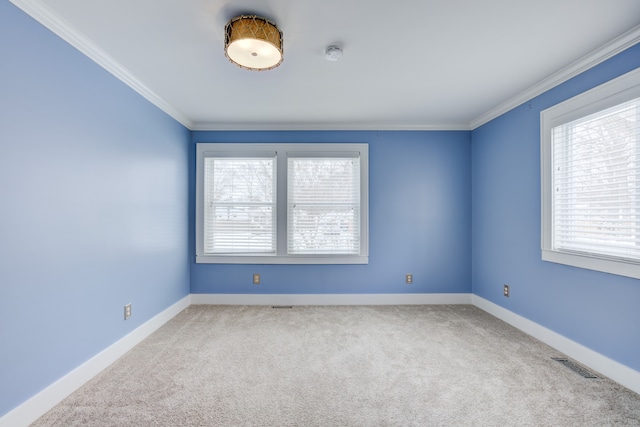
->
<box><xmin>276</xmin><ymin>150</ymin><xmax>288</xmax><ymax>256</ymax></box>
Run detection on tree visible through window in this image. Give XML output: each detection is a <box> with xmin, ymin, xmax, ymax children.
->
<box><xmin>204</xmin><ymin>157</ymin><xmax>275</xmax><ymax>254</ymax></box>
<box><xmin>553</xmin><ymin>99</ymin><xmax>640</xmax><ymax>260</ymax></box>
<box><xmin>288</xmin><ymin>157</ymin><xmax>360</xmax><ymax>255</ymax></box>
<box><xmin>541</xmin><ymin>68</ymin><xmax>640</xmax><ymax>278</ymax></box>
<box><xmin>196</xmin><ymin>143</ymin><xmax>369</xmax><ymax>264</ymax></box>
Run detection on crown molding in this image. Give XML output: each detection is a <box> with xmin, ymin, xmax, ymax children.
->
<box><xmin>11</xmin><ymin>0</ymin><xmax>640</xmax><ymax>133</ymax></box>
<box><xmin>9</xmin><ymin>0</ymin><xmax>194</xmax><ymax>129</ymax></box>
<box><xmin>10</xmin><ymin>0</ymin><xmax>467</xmax><ymax>133</ymax></box>
<box><xmin>189</xmin><ymin>121</ymin><xmax>472</xmax><ymax>132</ymax></box>
<box><xmin>470</xmin><ymin>24</ymin><xmax>640</xmax><ymax>130</ymax></box>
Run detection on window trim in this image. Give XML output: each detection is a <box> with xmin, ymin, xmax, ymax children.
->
<box><xmin>196</xmin><ymin>143</ymin><xmax>369</xmax><ymax>264</ymax></box>
<box><xmin>540</xmin><ymin>67</ymin><xmax>640</xmax><ymax>279</ymax></box>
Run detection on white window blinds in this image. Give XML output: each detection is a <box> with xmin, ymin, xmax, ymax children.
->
<box><xmin>552</xmin><ymin>97</ymin><xmax>640</xmax><ymax>261</ymax></box>
<box><xmin>287</xmin><ymin>155</ymin><xmax>361</xmax><ymax>255</ymax></box>
<box><xmin>196</xmin><ymin>143</ymin><xmax>368</xmax><ymax>264</ymax></box>
<box><xmin>203</xmin><ymin>156</ymin><xmax>276</xmax><ymax>254</ymax></box>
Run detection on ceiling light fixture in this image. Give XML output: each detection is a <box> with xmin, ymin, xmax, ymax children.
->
<box><xmin>224</xmin><ymin>15</ymin><xmax>283</xmax><ymax>71</ymax></box>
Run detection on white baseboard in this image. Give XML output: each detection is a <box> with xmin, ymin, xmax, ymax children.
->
<box><xmin>472</xmin><ymin>295</ymin><xmax>640</xmax><ymax>395</ymax></box>
<box><xmin>5</xmin><ymin>292</ymin><xmax>639</xmax><ymax>426</ymax></box>
<box><xmin>190</xmin><ymin>293</ymin><xmax>473</xmax><ymax>306</ymax></box>
<box><xmin>0</xmin><ymin>295</ymin><xmax>191</xmax><ymax>427</ymax></box>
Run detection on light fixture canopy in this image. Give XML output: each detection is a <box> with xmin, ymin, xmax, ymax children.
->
<box><xmin>224</xmin><ymin>15</ymin><xmax>283</xmax><ymax>71</ymax></box>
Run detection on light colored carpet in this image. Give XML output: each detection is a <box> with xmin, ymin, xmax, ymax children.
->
<box><xmin>32</xmin><ymin>305</ymin><xmax>640</xmax><ymax>426</ymax></box>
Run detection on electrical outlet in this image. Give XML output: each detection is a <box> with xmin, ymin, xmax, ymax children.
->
<box><xmin>406</xmin><ymin>274</ymin><xmax>413</xmax><ymax>284</ymax></box>
<box><xmin>124</xmin><ymin>303</ymin><xmax>132</xmax><ymax>320</ymax></box>
<box><xmin>253</xmin><ymin>273</ymin><xmax>261</xmax><ymax>284</ymax></box>
<box><xmin>503</xmin><ymin>284</ymin><xmax>510</xmax><ymax>297</ymax></box>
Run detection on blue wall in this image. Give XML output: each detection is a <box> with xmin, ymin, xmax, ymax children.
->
<box><xmin>190</xmin><ymin>131</ymin><xmax>472</xmax><ymax>294</ymax></box>
<box><xmin>471</xmin><ymin>44</ymin><xmax>640</xmax><ymax>372</ymax></box>
<box><xmin>2</xmin><ymin>0</ymin><xmax>640</xmax><ymax>420</ymax></box>
<box><xmin>0</xmin><ymin>2</ymin><xmax>190</xmax><ymax>417</ymax></box>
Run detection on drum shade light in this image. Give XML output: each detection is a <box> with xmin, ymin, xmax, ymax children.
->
<box><xmin>224</xmin><ymin>15</ymin><xmax>283</xmax><ymax>71</ymax></box>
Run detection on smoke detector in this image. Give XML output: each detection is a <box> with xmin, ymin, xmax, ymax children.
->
<box><xmin>325</xmin><ymin>45</ymin><xmax>343</xmax><ymax>61</ymax></box>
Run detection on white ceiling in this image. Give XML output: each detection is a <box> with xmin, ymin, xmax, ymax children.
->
<box><xmin>11</xmin><ymin>0</ymin><xmax>640</xmax><ymax>130</ymax></box>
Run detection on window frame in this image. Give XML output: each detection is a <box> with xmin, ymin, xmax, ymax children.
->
<box><xmin>196</xmin><ymin>143</ymin><xmax>369</xmax><ymax>264</ymax></box>
<box><xmin>541</xmin><ymin>67</ymin><xmax>640</xmax><ymax>279</ymax></box>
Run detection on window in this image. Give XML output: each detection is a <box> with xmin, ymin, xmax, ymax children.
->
<box><xmin>203</xmin><ymin>155</ymin><xmax>276</xmax><ymax>254</ymax></box>
<box><xmin>196</xmin><ymin>143</ymin><xmax>368</xmax><ymax>264</ymax></box>
<box><xmin>287</xmin><ymin>155</ymin><xmax>361</xmax><ymax>255</ymax></box>
<box><xmin>541</xmin><ymin>67</ymin><xmax>640</xmax><ymax>278</ymax></box>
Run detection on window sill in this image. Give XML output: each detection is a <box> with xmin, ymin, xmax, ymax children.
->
<box><xmin>541</xmin><ymin>249</ymin><xmax>640</xmax><ymax>279</ymax></box>
<box><xmin>195</xmin><ymin>255</ymin><xmax>369</xmax><ymax>265</ymax></box>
